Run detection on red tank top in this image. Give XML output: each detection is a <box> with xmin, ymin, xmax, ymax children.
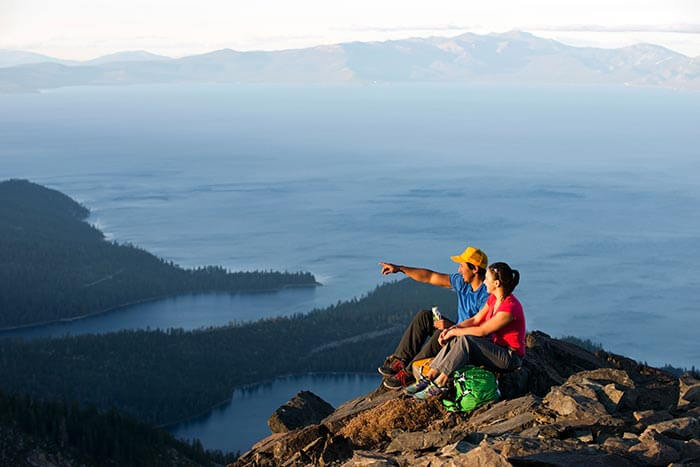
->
<box><xmin>484</xmin><ymin>294</ymin><xmax>526</xmax><ymax>357</ymax></box>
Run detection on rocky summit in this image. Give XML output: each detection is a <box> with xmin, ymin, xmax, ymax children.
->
<box><xmin>268</xmin><ymin>390</ymin><xmax>336</xmax><ymax>434</ymax></box>
<box><xmin>231</xmin><ymin>331</ymin><xmax>700</xmax><ymax>466</ymax></box>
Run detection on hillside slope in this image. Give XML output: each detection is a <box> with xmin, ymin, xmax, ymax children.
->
<box><xmin>0</xmin><ymin>278</ymin><xmax>455</xmax><ymax>425</ymax></box>
<box><xmin>0</xmin><ymin>388</ymin><xmax>235</xmax><ymax>466</ymax></box>
<box><xmin>0</xmin><ymin>179</ymin><xmax>317</xmax><ymax>328</ymax></box>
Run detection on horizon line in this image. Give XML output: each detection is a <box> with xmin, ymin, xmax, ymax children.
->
<box><xmin>2</xmin><ymin>29</ymin><xmax>697</xmax><ymax>63</ymax></box>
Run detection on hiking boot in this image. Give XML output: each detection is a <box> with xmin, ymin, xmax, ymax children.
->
<box><xmin>382</xmin><ymin>369</ymin><xmax>414</xmax><ymax>390</ymax></box>
<box><xmin>378</xmin><ymin>356</ymin><xmax>405</xmax><ymax>377</ymax></box>
<box><xmin>405</xmin><ymin>376</ymin><xmax>431</xmax><ymax>395</ymax></box>
<box><xmin>413</xmin><ymin>381</ymin><xmax>449</xmax><ymax>400</ymax></box>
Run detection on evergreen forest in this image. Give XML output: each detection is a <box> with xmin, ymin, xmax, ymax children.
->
<box><xmin>0</xmin><ymin>179</ymin><xmax>317</xmax><ymax>328</ymax></box>
<box><xmin>0</xmin><ymin>388</ymin><xmax>237</xmax><ymax>466</ymax></box>
<box><xmin>0</xmin><ymin>278</ymin><xmax>456</xmax><ymax>425</ymax></box>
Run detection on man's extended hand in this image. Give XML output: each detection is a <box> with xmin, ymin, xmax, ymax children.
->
<box><xmin>379</xmin><ymin>262</ymin><xmax>400</xmax><ymax>275</ymax></box>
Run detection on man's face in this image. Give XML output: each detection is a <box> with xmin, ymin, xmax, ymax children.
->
<box><xmin>458</xmin><ymin>262</ymin><xmax>475</xmax><ymax>282</ymax></box>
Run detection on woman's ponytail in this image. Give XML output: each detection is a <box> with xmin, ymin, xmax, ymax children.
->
<box><xmin>511</xmin><ymin>269</ymin><xmax>520</xmax><ymax>294</ymax></box>
<box><xmin>488</xmin><ymin>262</ymin><xmax>520</xmax><ymax>296</ymax></box>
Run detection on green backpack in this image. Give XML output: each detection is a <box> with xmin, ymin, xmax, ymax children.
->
<box><xmin>442</xmin><ymin>366</ymin><xmax>500</xmax><ymax>413</ymax></box>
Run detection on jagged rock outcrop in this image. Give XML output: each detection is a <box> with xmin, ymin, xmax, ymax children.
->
<box><xmin>497</xmin><ymin>330</ymin><xmax>609</xmax><ymax>399</ymax></box>
<box><xmin>230</xmin><ymin>332</ymin><xmax>697</xmax><ymax>466</ymax></box>
<box><xmin>268</xmin><ymin>390</ymin><xmax>335</xmax><ymax>433</ymax></box>
<box><xmin>680</xmin><ymin>372</ymin><xmax>700</xmax><ymax>406</ymax></box>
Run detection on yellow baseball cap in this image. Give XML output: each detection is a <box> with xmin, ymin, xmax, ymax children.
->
<box><xmin>450</xmin><ymin>246</ymin><xmax>488</xmax><ymax>269</ymax></box>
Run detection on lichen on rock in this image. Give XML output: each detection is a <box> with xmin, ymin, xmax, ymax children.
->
<box><xmin>339</xmin><ymin>397</ymin><xmax>446</xmax><ymax>448</ymax></box>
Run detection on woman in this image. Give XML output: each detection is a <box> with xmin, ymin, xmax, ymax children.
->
<box><xmin>408</xmin><ymin>262</ymin><xmax>526</xmax><ymax>399</ymax></box>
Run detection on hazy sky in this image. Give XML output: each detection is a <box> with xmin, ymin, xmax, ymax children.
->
<box><xmin>2</xmin><ymin>0</ymin><xmax>699</xmax><ymax>59</ymax></box>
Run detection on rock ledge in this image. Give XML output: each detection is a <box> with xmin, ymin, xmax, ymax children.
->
<box><xmin>232</xmin><ymin>331</ymin><xmax>696</xmax><ymax>467</ymax></box>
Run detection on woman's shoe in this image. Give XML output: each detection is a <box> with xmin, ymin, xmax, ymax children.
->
<box><xmin>405</xmin><ymin>376</ymin><xmax>431</xmax><ymax>395</ymax></box>
<box><xmin>413</xmin><ymin>381</ymin><xmax>449</xmax><ymax>400</ymax></box>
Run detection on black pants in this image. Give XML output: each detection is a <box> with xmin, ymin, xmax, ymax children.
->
<box><xmin>393</xmin><ymin>309</ymin><xmax>450</xmax><ymax>365</ymax></box>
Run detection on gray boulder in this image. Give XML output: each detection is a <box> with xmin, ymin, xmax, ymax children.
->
<box><xmin>385</xmin><ymin>430</ymin><xmax>461</xmax><ymax>453</ymax></box>
<box><xmin>509</xmin><ymin>450</ymin><xmax>635</xmax><ymax>466</ymax></box>
<box><xmin>458</xmin><ymin>394</ymin><xmax>540</xmax><ymax>436</ymax></box>
<box><xmin>498</xmin><ymin>331</ymin><xmax>608</xmax><ymax>399</ymax></box>
<box><xmin>681</xmin><ymin>438</ymin><xmax>700</xmax><ymax>461</ymax></box>
<box><xmin>318</xmin><ymin>435</ymin><xmax>355</xmax><ymax>466</ymax></box>
<box><xmin>601</xmin><ymin>435</ymin><xmax>640</xmax><ymax>456</ymax></box>
<box><xmin>544</xmin><ymin>380</ymin><xmax>609</xmax><ymax>419</ymax></box>
<box><xmin>628</xmin><ymin>429</ymin><xmax>682</xmax><ymax>466</ymax></box>
<box><xmin>268</xmin><ymin>390</ymin><xmax>335</xmax><ymax>433</ymax></box>
<box><xmin>682</xmin><ymin>385</ymin><xmax>700</xmax><ymax>405</ymax></box>
<box><xmin>445</xmin><ymin>445</ymin><xmax>512</xmax><ymax>466</ymax></box>
<box><xmin>597</xmin><ymin>351</ymin><xmax>680</xmax><ymax>411</ymax></box>
<box><xmin>643</xmin><ymin>416</ymin><xmax>700</xmax><ymax>441</ymax></box>
<box><xmin>633</xmin><ymin>409</ymin><xmax>673</xmax><ymax>425</ymax></box>
<box><xmin>680</xmin><ymin>371</ymin><xmax>700</xmax><ymax>390</ymax></box>
<box><xmin>493</xmin><ymin>435</ymin><xmax>635</xmax><ymax>466</ymax></box>
<box><xmin>234</xmin><ymin>423</ymin><xmax>329</xmax><ymax>466</ymax></box>
<box><xmin>554</xmin><ymin>369</ymin><xmax>637</xmax><ymax>415</ymax></box>
<box><xmin>341</xmin><ymin>451</ymin><xmax>399</xmax><ymax>466</ymax></box>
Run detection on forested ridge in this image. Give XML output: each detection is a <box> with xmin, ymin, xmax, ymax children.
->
<box><xmin>0</xmin><ymin>279</ymin><xmax>456</xmax><ymax>425</ymax></box>
<box><xmin>0</xmin><ymin>388</ymin><xmax>238</xmax><ymax>466</ymax></box>
<box><xmin>0</xmin><ymin>179</ymin><xmax>317</xmax><ymax>328</ymax></box>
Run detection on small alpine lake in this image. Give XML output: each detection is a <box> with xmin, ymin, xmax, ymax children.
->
<box><xmin>168</xmin><ymin>373</ymin><xmax>381</xmax><ymax>454</ymax></box>
<box><xmin>0</xmin><ymin>292</ymin><xmax>384</xmax><ymax>455</ymax></box>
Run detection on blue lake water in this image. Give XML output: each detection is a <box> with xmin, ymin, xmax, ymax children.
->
<box><xmin>169</xmin><ymin>373</ymin><xmax>380</xmax><ymax>454</ymax></box>
<box><xmin>0</xmin><ymin>289</ymin><xmax>318</xmax><ymax>339</ymax></box>
<box><xmin>1</xmin><ymin>83</ymin><xmax>699</xmax><ymax>453</ymax></box>
<box><xmin>2</xmin><ymin>83</ymin><xmax>698</xmax><ymax>367</ymax></box>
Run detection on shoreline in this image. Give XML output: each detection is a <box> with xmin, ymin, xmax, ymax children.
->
<box><xmin>0</xmin><ymin>281</ymin><xmax>321</xmax><ymax>333</ymax></box>
<box><xmin>158</xmin><ymin>370</ymin><xmax>378</xmax><ymax>430</ymax></box>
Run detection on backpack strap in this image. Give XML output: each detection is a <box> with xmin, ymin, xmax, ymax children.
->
<box><xmin>442</xmin><ymin>399</ymin><xmax>457</xmax><ymax>411</ymax></box>
<box><xmin>442</xmin><ymin>370</ymin><xmax>471</xmax><ymax>411</ymax></box>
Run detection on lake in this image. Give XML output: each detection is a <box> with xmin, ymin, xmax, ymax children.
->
<box><xmin>169</xmin><ymin>373</ymin><xmax>381</xmax><ymax>454</ymax></box>
<box><xmin>0</xmin><ymin>289</ymin><xmax>319</xmax><ymax>338</ymax></box>
<box><xmin>1</xmin><ymin>82</ymin><xmax>699</xmax><ymax>454</ymax></box>
<box><xmin>1</xmin><ymin>83</ymin><xmax>697</xmax><ymax>368</ymax></box>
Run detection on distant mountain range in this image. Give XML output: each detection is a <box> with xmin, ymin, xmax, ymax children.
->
<box><xmin>1</xmin><ymin>31</ymin><xmax>698</xmax><ymax>92</ymax></box>
<box><xmin>0</xmin><ymin>49</ymin><xmax>171</xmax><ymax>68</ymax></box>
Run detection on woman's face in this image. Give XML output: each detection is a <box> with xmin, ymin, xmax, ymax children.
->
<box><xmin>485</xmin><ymin>269</ymin><xmax>500</xmax><ymax>294</ymax></box>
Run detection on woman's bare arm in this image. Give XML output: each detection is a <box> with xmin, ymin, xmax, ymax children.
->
<box><xmin>453</xmin><ymin>312</ymin><xmax>513</xmax><ymax>337</ymax></box>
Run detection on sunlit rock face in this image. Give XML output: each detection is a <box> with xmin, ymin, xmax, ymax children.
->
<box><xmin>231</xmin><ymin>331</ymin><xmax>697</xmax><ymax>467</ymax></box>
<box><xmin>268</xmin><ymin>390</ymin><xmax>335</xmax><ymax>433</ymax></box>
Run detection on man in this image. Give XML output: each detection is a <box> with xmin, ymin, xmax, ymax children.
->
<box><xmin>377</xmin><ymin>246</ymin><xmax>489</xmax><ymax>390</ymax></box>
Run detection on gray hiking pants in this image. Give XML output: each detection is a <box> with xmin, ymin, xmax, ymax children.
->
<box><xmin>430</xmin><ymin>335</ymin><xmax>522</xmax><ymax>375</ymax></box>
